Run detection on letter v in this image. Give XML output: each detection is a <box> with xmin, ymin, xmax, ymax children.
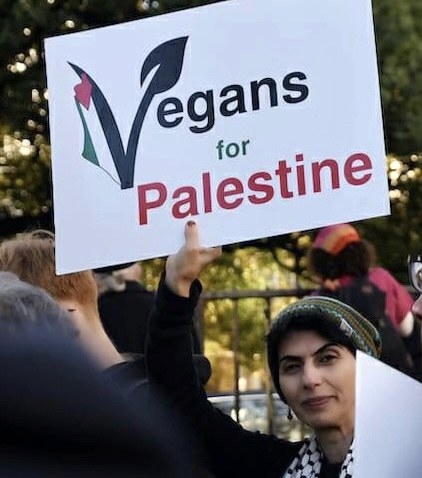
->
<box><xmin>68</xmin><ymin>36</ymin><xmax>188</xmax><ymax>189</ymax></box>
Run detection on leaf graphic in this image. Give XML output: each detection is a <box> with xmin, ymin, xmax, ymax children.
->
<box><xmin>123</xmin><ymin>36</ymin><xmax>189</xmax><ymax>189</ymax></box>
<box><xmin>140</xmin><ymin>36</ymin><xmax>188</xmax><ymax>94</ymax></box>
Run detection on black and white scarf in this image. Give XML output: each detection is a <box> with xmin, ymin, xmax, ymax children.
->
<box><xmin>283</xmin><ymin>435</ymin><xmax>353</xmax><ymax>478</ymax></box>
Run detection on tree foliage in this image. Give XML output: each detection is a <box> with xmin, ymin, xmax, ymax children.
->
<box><xmin>373</xmin><ymin>0</ymin><xmax>422</xmax><ymax>154</ymax></box>
<box><xmin>1</xmin><ymin>0</ymin><xmax>421</xmax><ymax>268</ymax></box>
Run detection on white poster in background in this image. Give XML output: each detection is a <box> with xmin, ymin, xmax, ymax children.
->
<box><xmin>355</xmin><ymin>352</ymin><xmax>422</xmax><ymax>477</ymax></box>
<box><xmin>45</xmin><ymin>0</ymin><xmax>389</xmax><ymax>274</ymax></box>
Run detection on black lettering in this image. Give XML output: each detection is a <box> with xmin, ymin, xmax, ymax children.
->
<box><xmin>282</xmin><ymin>72</ymin><xmax>309</xmax><ymax>104</ymax></box>
<box><xmin>251</xmin><ymin>78</ymin><xmax>278</xmax><ymax>110</ymax></box>
<box><xmin>219</xmin><ymin>84</ymin><xmax>246</xmax><ymax>116</ymax></box>
<box><xmin>157</xmin><ymin>97</ymin><xmax>183</xmax><ymax>128</ymax></box>
<box><xmin>188</xmin><ymin>90</ymin><xmax>215</xmax><ymax>133</ymax></box>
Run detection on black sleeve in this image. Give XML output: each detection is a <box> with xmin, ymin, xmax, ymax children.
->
<box><xmin>146</xmin><ymin>273</ymin><xmax>301</xmax><ymax>478</ymax></box>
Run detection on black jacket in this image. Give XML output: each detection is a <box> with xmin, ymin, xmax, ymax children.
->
<box><xmin>99</xmin><ymin>280</ymin><xmax>155</xmax><ymax>353</ymax></box>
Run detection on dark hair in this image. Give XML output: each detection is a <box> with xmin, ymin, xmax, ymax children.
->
<box><xmin>307</xmin><ymin>241</ymin><xmax>372</xmax><ymax>280</ymax></box>
<box><xmin>267</xmin><ymin>315</ymin><xmax>355</xmax><ymax>401</ymax></box>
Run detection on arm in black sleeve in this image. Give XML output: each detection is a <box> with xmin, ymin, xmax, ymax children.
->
<box><xmin>146</xmin><ymin>273</ymin><xmax>301</xmax><ymax>478</ymax></box>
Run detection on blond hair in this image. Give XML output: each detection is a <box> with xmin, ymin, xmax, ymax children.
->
<box><xmin>0</xmin><ymin>230</ymin><xmax>98</xmax><ymax>309</ymax></box>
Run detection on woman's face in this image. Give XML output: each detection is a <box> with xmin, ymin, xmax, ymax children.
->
<box><xmin>278</xmin><ymin>330</ymin><xmax>356</xmax><ymax>434</ymax></box>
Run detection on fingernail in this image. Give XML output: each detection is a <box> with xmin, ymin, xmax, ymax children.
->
<box><xmin>187</xmin><ymin>221</ymin><xmax>196</xmax><ymax>227</ymax></box>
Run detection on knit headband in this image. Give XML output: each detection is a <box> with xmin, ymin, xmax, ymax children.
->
<box><xmin>312</xmin><ymin>223</ymin><xmax>360</xmax><ymax>255</ymax></box>
<box><xmin>266</xmin><ymin>295</ymin><xmax>381</xmax><ymax>401</ymax></box>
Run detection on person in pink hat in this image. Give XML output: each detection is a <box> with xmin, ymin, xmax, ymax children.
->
<box><xmin>308</xmin><ymin>223</ymin><xmax>421</xmax><ymax>379</ymax></box>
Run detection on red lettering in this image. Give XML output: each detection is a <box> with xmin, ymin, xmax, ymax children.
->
<box><xmin>274</xmin><ymin>160</ymin><xmax>293</xmax><ymax>198</ymax></box>
<box><xmin>217</xmin><ymin>177</ymin><xmax>244</xmax><ymax>209</ymax></box>
<box><xmin>202</xmin><ymin>172</ymin><xmax>212</xmax><ymax>213</ymax></box>
<box><xmin>312</xmin><ymin>159</ymin><xmax>340</xmax><ymax>192</ymax></box>
<box><xmin>344</xmin><ymin>153</ymin><xmax>372</xmax><ymax>185</ymax></box>
<box><xmin>247</xmin><ymin>172</ymin><xmax>274</xmax><ymax>204</ymax></box>
<box><xmin>295</xmin><ymin>153</ymin><xmax>306</xmax><ymax>195</ymax></box>
<box><xmin>136</xmin><ymin>152</ymin><xmax>374</xmax><ymax>226</ymax></box>
<box><xmin>138</xmin><ymin>182</ymin><xmax>167</xmax><ymax>225</ymax></box>
<box><xmin>172</xmin><ymin>186</ymin><xmax>198</xmax><ymax>219</ymax></box>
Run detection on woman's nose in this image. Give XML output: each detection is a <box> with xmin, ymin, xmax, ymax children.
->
<box><xmin>301</xmin><ymin>362</ymin><xmax>322</xmax><ymax>389</ymax></box>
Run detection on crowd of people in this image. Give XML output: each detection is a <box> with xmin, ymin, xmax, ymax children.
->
<box><xmin>0</xmin><ymin>220</ymin><xmax>420</xmax><ymax>476</ymax></box>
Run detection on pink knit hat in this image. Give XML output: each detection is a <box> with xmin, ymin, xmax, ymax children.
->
<box><xmin>312</xmin><ymin>223</ymin><xmax>361</xmax><ymax>255</ymax></box>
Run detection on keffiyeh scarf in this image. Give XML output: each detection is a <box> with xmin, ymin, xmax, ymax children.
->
<box><xmin>283</xmin><ymin>436</ymin><xmax>353</xmax><ymax>478</ymax></box>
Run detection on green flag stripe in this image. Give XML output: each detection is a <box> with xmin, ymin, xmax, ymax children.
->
<box><xmin>75</xmin><ymin>98</ymin><xmax>99</xmax><ymax>166</ymax></box>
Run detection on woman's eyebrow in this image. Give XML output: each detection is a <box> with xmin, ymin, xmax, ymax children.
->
<box><xmin>279</xmin><ymin>343</ymin><xmax>340</xmax><ymax>363</ymax></box>
<box><xmin>279</xmin><ymin>355</ymin><xmax>301</xmax><ymax>364</ymax></box>
<box><xmin>312</xmin><ymin>343</ymin><xmax>339</xmax><ymax>356</ymax></box>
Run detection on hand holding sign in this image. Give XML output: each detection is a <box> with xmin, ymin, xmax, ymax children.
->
<box><xmin>165</xmin><ymin>221</ymin><xmax>222</xmax><ymax>297</ymax></box>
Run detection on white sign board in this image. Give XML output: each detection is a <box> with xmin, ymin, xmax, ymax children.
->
<box><xmin>45</xmin><ymin>0</ymin><xmax>389</xmax><ymax>274</ymax></box>
<box><xmin>355</xmin><ymin>352</ymin><xmax>422</xmax><ymax>477</ymax></box>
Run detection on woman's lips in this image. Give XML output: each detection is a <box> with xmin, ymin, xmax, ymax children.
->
<box><xmin>301</xmin><ymin>396</ymin><xmax>333</xmax><ymax>410</ymax></box>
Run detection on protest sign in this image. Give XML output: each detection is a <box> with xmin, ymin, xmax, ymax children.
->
<box><xmin>45</xmin><ymin>0</ymin><xmax>388</xmax><ymax>273</ymax></box>
<box><xmin>355</xmin><ymin>352</ymin><xmax>422</xmax><ymax>477</ymax></box>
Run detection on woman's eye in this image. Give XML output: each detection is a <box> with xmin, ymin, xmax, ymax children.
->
<box><xmin>281</xmin><ymin>363</ymin><xmax>301</xmax><ymax>374</ymax></box>
<box><xmin>320</xmin><ymin>354</ymin><xmax>337</xmax><ymax>364</ymax></box>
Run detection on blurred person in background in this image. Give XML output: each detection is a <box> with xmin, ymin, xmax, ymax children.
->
<box><xmin>307</xmin><ymin>223</ymin><xmax>421</xmax><ymax>379</ymax></box>
<box><xmin>0</xmin><ymin>270</ymin><xmax>77</xmax><ymax>339</ymax></box>
<box><xmin>0</xmin><ymin>230</ymin><xmax>123</xmax><ymax>370</ymax></box>
<box><xmin>95</xmin><ymin>261</ymin><xmax>210</xmax><ymax>389</ymax></box>
<box><xmin>0</xmin><ymin>279</ymin><xmax>195</xmax><ymax>477</ymax></box>
<box><xmin>95</xmin><ymin>262</ymin><xmax>155</xmax><ymax>355</ymax></box>
<box><xmin>0</xmin><ymin>230</ymin><xmax>211</xmax><ymax>392</ymax></box>
<box><xmin>0</xmin><ymin>230</ymin><xmax>152</xmax><ymax>398</ymax></box>
<box><xmin>95</xmin><ymin>261</ymin><xmax>204</xmax><ymax>355</ymax></box>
